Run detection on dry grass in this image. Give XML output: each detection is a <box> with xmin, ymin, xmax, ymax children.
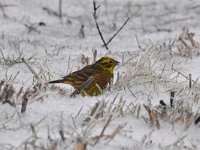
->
<box><xmin>0</xmin><ymin>23</ymin><xmax>200</xmax><ymax>150</ymax></box>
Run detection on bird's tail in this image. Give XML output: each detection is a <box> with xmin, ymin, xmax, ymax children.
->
<box><xmin>49</xmin><ymin>79</ymin><xmax>65</xmax><ymax>84</ymax></box>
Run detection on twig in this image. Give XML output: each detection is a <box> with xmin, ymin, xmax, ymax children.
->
<box><xmin>58</xmin><ymin>0</ymin><xmax>62</xmax><ymax>21</ymax></box>
<box><xmin>154</xmin><ymin>111</ymin><xmax>160</xmax><ymax>129</ymax></box>
<box><xmin>11</xmin><ymin>71</ymin><xmax>20</xmax><ymax>82</ymax></box>
<box><xmin>139</xmin><ymin>130</ymin><xmax>154</xmax><ymax>147</ymax></box>
<box><xmin>94</xmin><ymin>115</ymin><xmax>112</xmax><ymax>145</ymax></box>
<box><xmin>107</xmin><ymin>94</ymin><xmax>118</xmax><ymax>113</ymax></box>
<box><xmin>34</xmin><ymin>116</ymin><xmax>47</xmax><ymax>127</ymax></box>
<box><xmin>42</xmin><ymin>7</ymin><xmax>59</xmax><ymax>16</ymax></box>
<box><xmin>195</xmin><ymin>116</ymin><xmax>200</xmax><ymax>124</ymax></box>
<box><xmin>0</xmin><ymin>2</ymin><xmax>8</xmax><ymax>18</ymax></box>
<box><xmin>0</xmin><ymin>84</ymin><xmax>9</xmax><ymax>102</ymax></box>
<box><xmin>188</xmin><ymin>32</ymin><xmax>196</xmax><ymax>47</ymax></box>
<box><xmin>79</xmin><ymin>24</ymin><xmax>85</xmax><ymax>38</ymax></box>
<box><xmin>21</xmin><ymin>97</ymin><xmax>28</xmax><ymax>113</ymax></box>
<box><xmin>171</xmin><ymin>66</ymin><xmax>195</xmax><ymax>83</ymax></box>
<box><xmin>75</xmin><ymin>106</ymin><xmax>84</xmax><ymax>118</ymax></box>
<box><xmin>106</xmin><ymin>17</ymin><xmax>129</xmax><ymax>46</ymax></box>
<box><xmin>84</xmin><ymin>101</ymin><xmax>103</xmax><ymax>123</ymax></box>
<box><xmin>24</xmin><ymin>24</ymin><xmax>40</xmax><ymax>34</ymax></box>
<box><xmin>93</xmin><ymin>1</ymin><xmax>108</xmax><ymax>50</ymax></box>
<box><xmin>93</xmin><ymin>1</ymin><xmax>129</xmax><ymax>50</ymax></box>
<box><xmin>189</xmin><ymin>74</ymin><xmax>192</xmax><ymax>88</ymax></box>
<box><xmin>171</xmin><ymin>134</ymin><xmax>187</xmax><ymax>146</ymax></box>
<box><xmin>30</xmin><ymin>124</ymin><xmax>37</xmax><ymax>137</ymax></box>
<box><xmin>105</xmin><ymin>124</ymin><xmax>125</xmax><ymax>141</ymax></box>
<box><xmin>170</xmin><ymin>91</ymin><xmax>175</xmax><ymax>107</ymax></box>
<box><xmin>160</xmin><ymin>100</ymin><xmax>166</xmax><ymax>109</ymax></box>
<box><xmin>0</xmin><ymin>80</ymin><xmax>5</xmax><ymax>93</ymax></box>
<box><xmin>154</xmin><ymin>25</ymin><xmax>171</xmax><ymax>33</ymax></box>
<box><xmin>179</xmin><ymin>37</ymin><xmax>190</xmax><ymax>49</ymax></box>
<box><xmin>159</xmin><ymin>63</ymin><xmax>166</xmax><ymax>78</ymax></box>
<box><xmin>2</xmin><ymin>84</ymin><xmax>15</xmax><ymax>107</ymax></box>
<box><xmin>143</xmin><ymin>105</ymin><xmax>153</xmax><ymax>126</ymax></box>
<box><xmin>16</xmin><ymin>87</ymin><xmax>23</xmax><ymax>98</ymax></box>
<box><xmin>21</xmin><ymin>58</ymin><xmax>44</xmax><ymax>85</ymax></box>
<box><xmin>81</xmin><ymin>54</ymin><xmax>89</xmax><ymax>66</ymax></box>
<box><xmin>59</xmin><ymin>130</ymin><xmax>65</xmax><ymax>141</ymax></box>
<box><xmin>127</xmin><ymin>86</ymin><xmax>136</xmax><ymax>97</ymax></box>
<box><xmin>136</xmin><ymin>105</ymin><xmax>141</xmax><ymax>118</ymax></box>
<box><xmin>92</xmin><ymin>48</ymin><xmax>97</xmax><ymax>63</ymax></box>
<box><xmin>135</xmin><ymin>34</ymin><xmax>144</xmax><ymax>50</ymax></box>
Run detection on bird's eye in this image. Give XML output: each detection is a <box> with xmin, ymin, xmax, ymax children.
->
<box><xmin>109</xmin><ymin>61</ymin><xmax>112</xmax><ymax>64</ymax></box>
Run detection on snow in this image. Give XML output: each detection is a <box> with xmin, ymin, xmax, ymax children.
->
<box><xmin>0</xmin><ymin>0</ymin><xmax>200</xmax><ymax>149</ymax></box>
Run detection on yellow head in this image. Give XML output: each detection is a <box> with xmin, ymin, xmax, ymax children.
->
<box><xmin>94</xmin><ymin>57</ymin><xmax>119</xmax><ymax>73</ymax></box>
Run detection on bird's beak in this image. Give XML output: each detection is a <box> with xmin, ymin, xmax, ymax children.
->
<box><xmin>115</xmin><ymin>60</ymin><xmax>120</xmax><ymax>65</ymax></box>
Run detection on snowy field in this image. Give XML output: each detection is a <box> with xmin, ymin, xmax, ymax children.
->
<box><xmin>0</xmin><ymin>0</ymin><xmax>200</xmax><ymax>149</ymax></box>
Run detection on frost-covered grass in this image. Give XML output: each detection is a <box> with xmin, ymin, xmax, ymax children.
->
<box><xmin>0</xmin><ymin>0</ymin><xmax>200</xmax><ymax>150</ymax></box>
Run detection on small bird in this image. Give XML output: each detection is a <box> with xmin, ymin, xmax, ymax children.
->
<box><xmin>49</xmin><ymin>57</ymin><xmax>119</xmax><ymax>96</ymax></box>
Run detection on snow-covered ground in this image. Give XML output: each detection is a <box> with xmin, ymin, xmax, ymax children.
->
<box><xmin>0</xmin><ymin>0</ymin><xmax>200</xmax><ymax>149</ymax></box>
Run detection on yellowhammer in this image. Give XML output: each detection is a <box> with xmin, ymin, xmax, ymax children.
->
<box><xmin>49</xmin><ymin>57</ymin><xmax>119</xmax><ymax>96</ymax></box>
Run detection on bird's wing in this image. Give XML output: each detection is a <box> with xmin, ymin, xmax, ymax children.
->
<box><xmin>70</xmin><ymin>76</ymin><xmax>94</xmax><ymax>97</ymax></box>
<box><xmin>87</xmin><ymin>71</ymin><xmax>112</xmax><ymax>89</ymax></box>
<box><xmin>63</xmin><ymin>66</ymin><xmax>96</xmax><ymax>89</ymax></box>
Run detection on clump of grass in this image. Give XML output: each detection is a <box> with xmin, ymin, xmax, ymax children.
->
<box><xmin>11</xmin><ymin>97</ymin><xmax>126</xmax><ymax>149</ymax></box>
<box><xmin>0</xmin><ymin>47</ymin><xmax>35</xmax><ymax>67</ymax></box>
